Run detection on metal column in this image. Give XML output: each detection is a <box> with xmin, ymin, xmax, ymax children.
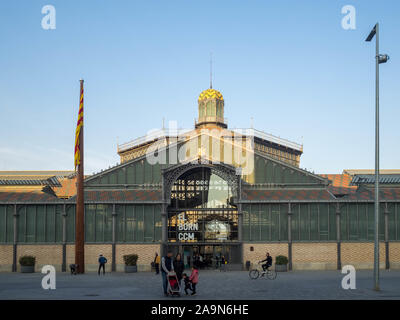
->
<box><xmin>112</xmin><ymin>204</ymin><xmax>117</xmax><ymax>272</ymax></box>
<box><xmin>287</xmin><ymin>203</ymin><xmax>292</xmax><ymax>271</ymax></box>
<box><xmin>12</xmin><ymin>204</ymin><xmax>18</xmax><ymax>272</ymax></box>
<box><xmin>62</xmin><ymin>203</ymin><xmax>67</xmax><ymax>272</ymax></box>
<box><xmin>336</xmin><ymin>203</ymin><xmax>341</xmax><ymax>270</ymax></box>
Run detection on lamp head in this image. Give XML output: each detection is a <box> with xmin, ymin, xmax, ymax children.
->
<box><xmin>378</xmin><ymin>54</ymin><xmax>390</xmax><ymax>64</ymax></box>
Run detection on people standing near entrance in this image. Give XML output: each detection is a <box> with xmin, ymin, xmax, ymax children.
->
<box><xmin>259</xmin><ymin>252</ymin><xmax>273</xmax><ymax>271</ymax></box>
<box><xmin>98</xmin><ymin>254</ymin><xmax>107</xmax><ymax>275</ymax></box>
<box><xmin>193</xmin><ymin>253</ymin><xmax>200</xmax><ymax>269</ymax></box>
<box><xmin>173</xmin><ymin>253</ymin><xmax>184</xmax><ymax>286</ymax></box>
<box><xmin>161</xmin><ymin>250</ymin><xmax>174</xmax><ymax>296</ymax></box>
<box><xmin>154</xmin><ymin>253</ymin><xmax>160</xmax><ymax>275</ymax></box>
<box><xmin>189</xmin><ymin>265</ymin><xmax>199</xmax><ymax>295</ymax></box>
<box><xmin>198</xmin><ymin>254</ymin><xmax>204</xmax><ymax>269</ymax></box>
<box><xmin>220</xmin><ymin>255</ymin><xmax>227</xmax><ymax>271</ymax></box>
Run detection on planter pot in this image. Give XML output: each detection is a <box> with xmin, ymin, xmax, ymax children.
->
<box><xmin>20</xmin><ymin>265</ymin><xmax>35</xmax><ymax>273</ymax></box>
<box><xmin>124</xmin><ymin>265</ymin><xmax>137</xmax><ymax>273</ymax></box>
<box><xmin>275</xmin><ymin>264</ymin><xmax>288</xmax><ymax>272</ymax></box>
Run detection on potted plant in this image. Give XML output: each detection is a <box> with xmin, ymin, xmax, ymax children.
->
<box><xmin>123</xmin><ymin>254</ymin><xmax>138</xmax><ymax>273</ymax></box>
<box><xmin>275</xmin><ymin>255</ymin><xmax>289</xmax><ymax>272</ymax></box>
<box><xmin>19</xmin><ymin>255</ymin><xmax>36</xmax><ymax>273</ymax></box>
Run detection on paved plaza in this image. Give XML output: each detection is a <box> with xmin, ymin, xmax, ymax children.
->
<box><xmin>0</xmin><ymin>270</ymin><xmax>399</xmax><ymax>300</ymax></box>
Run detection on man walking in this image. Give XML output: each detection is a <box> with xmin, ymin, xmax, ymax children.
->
<box><xmin>161</xmin><ymin>250</ymin><xmax>174</xmax><ymax>296</ymax></box>
<box><xmin>98</xmin><ymin>254</ymin><xmax>107</xmax><ymax>275</ymax></box>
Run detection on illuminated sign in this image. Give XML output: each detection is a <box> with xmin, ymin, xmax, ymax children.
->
<box><xmin>177</xmin><ymin>213</ymin><xmax>198</xmax><ymax>241</ymax></box>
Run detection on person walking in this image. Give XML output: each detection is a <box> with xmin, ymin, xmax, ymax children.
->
<box><xmin>173</xmin><ymin>253</ymin><xmax>184</xmax><ymax>286</ymax></box>
<box><xmin>161</xmin><ymin>250</ymin><xmax>174</xmax><ymax>296</ymax></box>
<box><xmin>189</xmin><ymin>265</ymin><xmax>199</xmax><ymax>295</ymax></box>
<box><xmin>98</xmin><ymin>254</ymin><xmax>107</xmax><ymax>275</ymax></box>
<box><xmin>154</xmin><ymin>253</ymin><xmax>160</xmax><ymax>275</ymax></box>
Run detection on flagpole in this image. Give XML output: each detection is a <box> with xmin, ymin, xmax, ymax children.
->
<box><xmin>75</xmin><ymin>79</ymin><xmax>85</xmax><ymax>273</ymax></box>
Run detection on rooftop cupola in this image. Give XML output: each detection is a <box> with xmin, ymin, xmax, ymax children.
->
<box><xmin>195</xmin><ymin>87</ymin><xmax>227</xmax><ymax>129</ymax></box>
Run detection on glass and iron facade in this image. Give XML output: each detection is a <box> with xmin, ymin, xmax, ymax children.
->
<box><xmin>1</xmin><ymin>87</ymin><xmax>399</xmax><ymax>271</ymax></box>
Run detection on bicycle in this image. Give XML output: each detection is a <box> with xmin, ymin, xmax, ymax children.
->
<box><xmin>249</xmin><ymin>262</ymin><xmax>277</xmax><ymax>280</ymax></box>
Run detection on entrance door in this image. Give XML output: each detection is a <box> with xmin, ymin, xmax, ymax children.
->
<box><xmin>183</xmin><ymin>246</ymin><xmax>192</xmax><ymax>269</ymax></box>
<box><xmin>167</xmin><ymin>243</ymin><xmax>242</xmax><ymax>270</ymax></box>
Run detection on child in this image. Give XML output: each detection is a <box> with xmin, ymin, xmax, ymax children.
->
<box><xmin>182</xmin><ymin>273</ymin><xmax>192</xmax><ymax>295</ymax></box>
<box><xmin>189</xmin><ymin>266</ymin><xmax>199</xmax><ymax>295</ymax></box>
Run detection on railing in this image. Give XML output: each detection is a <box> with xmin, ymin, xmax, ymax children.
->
<box><xmin>118</xmin><ymin>128</ymin><xmax>191</xmax><ymax>152</ymax></box>
<box><xmin>232</xmin><ymin>128</ymin><xmax>302</xmax><ymax>152</ymax></box>
<box><xmin>118</xmin><ymin>127</ymin><xmax>302</xmax><ymax>153</ymax></box>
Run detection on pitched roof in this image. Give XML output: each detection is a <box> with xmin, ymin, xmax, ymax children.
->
<box><xmin>319</xmin><ymin>173</ymin><xmax>355</xmax><ymax>188</ymax></box>
<box><xmin>0</xmin><ymin>171</ymin><xmax>74</xmax><ymax>180</ymax></box>
<box><xmin>351</xmin><ymin>174</ymin><xmax>400</xmax><ymax>185</ymax></box>
<box><xmin>52</xmin><ymin>177</ymin><xmax>77</xmax><ymax>198</ymax></box>
<box><xmin>0</xmin><ymin>191</ymin><xmax>61</xmax><ymax>202</ymax></box>
<box><xmin>0</xmin><ymin>176</ymin><xmax>61</xmax><ymax>187</ymax></box>
<box><xmin>242</xmin><ymin>189</ymin><xmax>335</xmax><ymax>201</ymax></box>
<box><xmin>67</xmin><ymin>190</ymin><xmax>162</xmax><ymax>202</ymax></box>
<box><xmin>344</xmin><ymin>169</ymin><xmax>400</xmax><ymax>175</ymax></box>
<box><xmin>242</xmin><ymin>187</ymin><xmax>400</xmax><ymax>201</ymax></box>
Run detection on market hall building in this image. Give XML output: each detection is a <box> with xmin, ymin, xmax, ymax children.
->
<box><xmin>1</xmin><ymin>87</ymin><xmax>400</xmax><ymax>272</ymax></box>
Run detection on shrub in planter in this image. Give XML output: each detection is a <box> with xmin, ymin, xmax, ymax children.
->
<box><xmin>275</xmin><ymin>255</ymin><xmax>288</xmax><ymax>272</ymax></box>
<box><xmin>123</xmin><ymin>254</ymin><xmax>138</xmax><ymax>273</ymax></box>
<box><xmin>19</xmin><ymin>255</ymin><xmax>36</xmax><ymax>273</ymax></box>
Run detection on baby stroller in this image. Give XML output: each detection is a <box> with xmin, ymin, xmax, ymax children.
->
<box><xmin>167</xmin><ymin>272</ymin><xmax>181</xmax><ymax>297</ymax></box>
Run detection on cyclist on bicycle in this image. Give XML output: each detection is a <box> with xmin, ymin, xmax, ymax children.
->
<box><xmin>259</xmin><ymin>252</ymin><xmax>272</xmax><ymax>271</ymax></box>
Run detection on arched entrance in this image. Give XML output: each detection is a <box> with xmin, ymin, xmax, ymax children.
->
<box><xmin>163</xmin><ymin>163</ymin><xmax>242</xmax><ymax>269</ymax></box>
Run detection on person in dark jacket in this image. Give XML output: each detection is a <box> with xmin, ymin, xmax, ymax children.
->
<box><xmin>259</xmin><ymin>252</ymin><xmax>272</xmax><ymax>271</ymax></box>
<box><xmin>161</xmin><ymin>251</ymin><xmax>174</xmax><ymax>296</ymax></box>
<box><xmin>173</xmin><ymin>253</ymin><xmax>185</xmax><ymax>285</ymax></box>
<box><xmin>182</xmin><ymin>273</ymin><xmax>192</xmax><ymax>295</ymax></box>
<box><xmin>98</xmin><ymin>254</ymin><xmax>107</xmax><ymax>275</ymax></box>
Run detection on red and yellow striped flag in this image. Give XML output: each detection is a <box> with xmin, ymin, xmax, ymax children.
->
<box><xmin>74</xmin><ymin>82</ymin><xmax>84</xmax><ymax>170</ymax></box>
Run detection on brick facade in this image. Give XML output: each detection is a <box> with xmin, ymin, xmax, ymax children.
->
<box><xmin>116</xmin><ymin>244</ymin><xmax>161</xmax><ymax>272</ymax></box>
<box><xmin>0</xmin><ymin>245</ymin><xmax>13</xmax><ymax>272</ymax></box>
<box><xmin>17</xmin><ymin>244</ymin><xmax>63</xmax><ymax>272</ymax></box>
<box><xmin>292</xmin><ymin>243</ymin><xmax>337</xmax><ymax>270</ymax></box>
<box><xmin>1</xmin><ymin>242</ymin><xmax>399</xmax><ymax>272</ymax></box>
<box><xmin>341</xmin><ymin>242</ymin><xmax>386</xmax><ymax>269</ymax></box>
<box><xmin>243</xmin><ymin>243</ymin><xmax>288</xmax><ymax>269</ymax></box>
<box><xmin>389</xmin><ymin>242</ymin><xmax>400</xmax><ymax>269</ymax></box>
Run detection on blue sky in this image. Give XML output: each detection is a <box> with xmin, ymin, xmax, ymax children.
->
<box><xmin>0</xmin><ymin>0</ymin><xmax>399</xmax><ymax>174</ymax></box>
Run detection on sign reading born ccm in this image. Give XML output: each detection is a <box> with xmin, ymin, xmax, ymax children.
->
<box><xmin>145</xmin><ymin>124</ymin><xmax>255</xmax><ymax>176</ymax></box>
<box><xmin>177</xmin><ymin>213</ymin><xmax>199</xmax><ymax>241</ymax></box>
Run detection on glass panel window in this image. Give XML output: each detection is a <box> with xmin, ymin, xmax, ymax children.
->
<box><xmin>168</xmin><ymin>167</ymin><xmax>238</xmax><ymax>243</ymax></box>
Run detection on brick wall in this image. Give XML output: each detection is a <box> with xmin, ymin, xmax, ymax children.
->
<box><xmin>389</xmin><ymin>242</ymin><xmax>400</xmax><ymax>269</ymax></box>
<box><xmin>17</xmin><ymin>245</ymin><xmax>62</xmax><ymax>272</ymax></box>
<box><xmin>0</xmin><ymin>245</ymin><xmax>13</xmax><ymax>272</ymax></box>
<box><xmin>116</xmin><ymin>244</ymin><xmax>161</xmax><ymax>272</ymax></box>
<box><xmin>1</xmin><ymin>242</ymin><xmax>399</xmax><ymax>272</ymax></box>
<box><xmin>66</xmin><ymin>244</ymin><xmax>75</xmax><ymax>265</ymax></box>
<box><xmin>292</xmin><ymin>243</ymin><xmax>337</xmax><ymax>270</ymax></box>
<box><xmin>341</xmin><ymin>242</ymin><xmax>386</xmax><ymax>269</ymax></box>
<box><xmin>84</xmin><ymin>244</ymin><xmax>113</xmax><ymax>272</ymax></box>
<box><xmin>243</xmin><ymin>243</ymin><xmax>288</xmax><ymax>269</ymax></box>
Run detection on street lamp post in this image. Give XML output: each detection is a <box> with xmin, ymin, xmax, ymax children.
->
<box><xmin>365</xmin><ymin>23</ymin><xmax>389</xmax><ymax>291</ymax></box>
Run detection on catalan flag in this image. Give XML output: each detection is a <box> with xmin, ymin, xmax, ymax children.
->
<box><xmin>74</xmin><ymin>81</ymin><xmax>84</xmax><ymax>170</ymax></box>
